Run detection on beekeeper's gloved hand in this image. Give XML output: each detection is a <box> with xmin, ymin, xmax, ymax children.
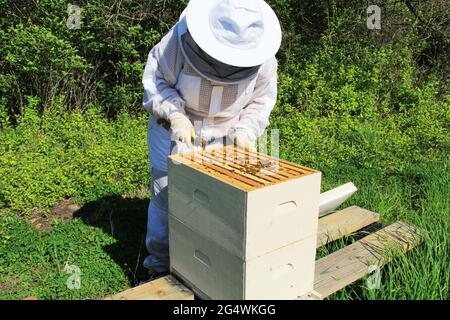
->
<box><xmin>229</xmin><ymin>128</ymin><xmax>256</xmax><ymax>152</ymax></box>
<box><xmin>168</xmin><ymin>111</ymin><xmax>195</xmax><ymax>147</ymax></box>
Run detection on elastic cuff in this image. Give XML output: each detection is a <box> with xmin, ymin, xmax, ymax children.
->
<box><xmin>161</xmin><ymin>100</ymin><xmax>185</xmax><ymax>119</ymax></box>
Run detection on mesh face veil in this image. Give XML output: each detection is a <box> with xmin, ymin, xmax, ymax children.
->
<box><xmin>181</xmin><ymin>30</ymin><xmax>260</xmax><ymax>82</ymax></box>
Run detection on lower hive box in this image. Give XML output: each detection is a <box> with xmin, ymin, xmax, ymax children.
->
<box><xmin>168</xmin><ymin>146</ymin><xmax>321</xmax><ymax>299</ymax></box>
<box><xmin>169</xmin><ymin>215</ymin><xmax>317</xmax><ymax>300</ymax></box>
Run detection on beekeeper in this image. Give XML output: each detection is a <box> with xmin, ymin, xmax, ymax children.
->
<box><xmin>142</xmin><ymin>0</ymin><xmax>282</xmax><ymax>278</ymax></box>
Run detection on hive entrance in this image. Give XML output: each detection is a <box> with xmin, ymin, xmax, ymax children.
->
<box><xmin>169</xmin><ymin>146</ymin><xmax>317</xmax><ymax>191</ymax></box>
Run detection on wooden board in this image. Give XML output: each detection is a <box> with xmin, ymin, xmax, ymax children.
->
<box><xmin>105</xmin><ymin>275</ymin><xmax>194</xmax><ymax>300</ymax></box>
<box><xmin>313</xmin><ymin>221</ymin><xmax>421</xmax><ymax>298</ymax></box>
<box><xmin>317</xmin><ymin>206</ymin><xmax>379</xmax><ymax>247</ymax></box>
<box><xmin>104</xmin><ymin>206</ymin><xmax>382</xmax><ymax>300</ymax></box>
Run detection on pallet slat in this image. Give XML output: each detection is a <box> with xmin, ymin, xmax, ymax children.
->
<box><xmin>105</xmin><ymin>275</ymin><xmax>193</xmax><ymax>300</ymax></box>
<box><xmin>313</xmin><ymin>221</ymin><xmax>421</xmax><ymax>298</ymax></box>
<box><xmin>317</xmin><ymin>206</ymin><xmax>379</xmax><ymax>247</ymax></box>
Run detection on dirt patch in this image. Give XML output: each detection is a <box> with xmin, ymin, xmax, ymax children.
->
<box><xmin>0</xmin><ymin>275</ymin><xmax>18</xmax><ymax>292</ymax></box>
<box><xmin>50</xmin><ymin>199</ymin><xmax>80</xmax><ymax>221</ymax></box>
<box><xmin>30</xmin><ymin>199</ymin><xmax>81</xmax><ymax>231</ymax></box>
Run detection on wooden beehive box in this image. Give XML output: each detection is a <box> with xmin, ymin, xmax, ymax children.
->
<box><xmin>168</xmin><ymin>146</ymin><xmax>321</xmax><ymax>299</ymax></box>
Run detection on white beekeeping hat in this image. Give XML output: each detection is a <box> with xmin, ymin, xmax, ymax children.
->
<box><xmin>179</xmin><ymin>0</ymin><xmax>282</xmax><ymax>67</ymax></box>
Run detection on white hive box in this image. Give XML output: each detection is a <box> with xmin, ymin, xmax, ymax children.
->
<box><xmin>168</xmin><ymin>146</ymin><xmax>321</xmax><ymax>299</ymax></box>
<box><xmin>169</xmin><ymin>215</ymin><xmax>317</xmax><ymax>300</ymax></box>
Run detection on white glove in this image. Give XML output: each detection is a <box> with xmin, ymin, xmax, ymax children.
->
<box><xmin>168</xmin><ymin>112</ymin><xmax>195</xmax><ymax>147</ymax></box>
<box><xmin>229</xmin><ymin>128</ymin><xmax>256</xmax><ymax>152</ymax></box>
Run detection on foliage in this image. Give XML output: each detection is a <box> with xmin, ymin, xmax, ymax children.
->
<box><xmin>0</xmin><ymin>0</ymin><xmax>182</xmax><ymax>119</ymax></box>
<box><xmin>0</xmin><ymin>100</ymin><xmax>149</xmax><ymax>212</ymax></box>
<box><xmin>0</xmin><ymin>0</ymin><xmax>448</xmax><ymax>120</ymax></box>
<box><xmin>271</xmin><ymin>44</ymin><xmax>449</xmax><ymax>174</ymax></box>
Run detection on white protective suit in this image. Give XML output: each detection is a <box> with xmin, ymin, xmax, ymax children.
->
<box><xmin>142</xmin><ymin>20</ymin><xmax>278</xmax><ymax>273</ymax></box>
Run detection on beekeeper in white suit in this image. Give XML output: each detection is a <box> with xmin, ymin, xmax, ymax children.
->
<box><xmin>142</xmin><ymin>0</ymin><xmax>282</xmax><ymax>278</ymax></box>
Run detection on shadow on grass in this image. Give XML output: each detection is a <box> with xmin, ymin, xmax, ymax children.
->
<box><xmin>73</xmin><ymin>195</ymin><xmax>150</xmax><ymax>287</ymax></box>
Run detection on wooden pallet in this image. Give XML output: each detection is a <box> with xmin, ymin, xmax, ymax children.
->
<box><xmin>105</xmin><ymin>205</ymin><xmax>421</xmax><ymax>300</ymax></box>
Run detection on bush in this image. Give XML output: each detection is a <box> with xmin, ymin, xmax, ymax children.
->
<box><xmin>0</xmin><ymin>0</ymin><xmax>185</xmax><ymax>119</ymax></box>
<box><xmin>271</xmin><ymin>33</ymin><xmax>449</xmax><ymax>174</ymax></box>
<box><xmin>0</xmin><ymin>99</ymin><xmax>149</xmax><ymax>212</ymax></box>
<box><xmin>0</xmin><ymin>23</ymin><xmax>91</xmax><ymax>120</ymax></box>
<box><xmin>0</xmin><ymin>0</ymin><xmax>448</xmax><ymax>120</ymax></box>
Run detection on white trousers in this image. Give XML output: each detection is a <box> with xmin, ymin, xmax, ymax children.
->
<box><xmin>143</xmin><ymin>116</ymin><xmax>230</xmax><ymax>273</ymax></box>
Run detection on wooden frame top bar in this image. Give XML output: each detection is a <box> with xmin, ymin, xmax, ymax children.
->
<box><xmin>169</xmin><ymin>146</ymin><xmax>318</xmax><ymax>191</ymax></box>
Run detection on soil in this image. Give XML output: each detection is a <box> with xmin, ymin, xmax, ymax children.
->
<box><xmin>30</xmin><ymin>198</ymin><xmax>81</xmax><ymax>231</ymax></box>
<box><xmin>0</xmin><ymin>275</ymin><xmax>18</xmax><ymax>292</ymax></box>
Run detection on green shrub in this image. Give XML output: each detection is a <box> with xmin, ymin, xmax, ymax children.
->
<box><xmin>0</xmin><ymin>99</ymin><xmax>149</xmax><ymax>212</ymax></box>
<box><xmin>0</xmin><ymin>0</ymin><xmax>448</xmax><ymax>120</ymax></box>
<box><xmin>0</xmin><ymin>0</ymin><xmax>186</xmax><ymax>119</ymax></box>
<box><xmin>272</xmin><ymin>43</ymin><xmax>449</xmax><ymax>174</ymax></box>
<box><xmin>0</xmin><ymin>23</ymin><xmax>91</xmax><ymax>120</ymax></box>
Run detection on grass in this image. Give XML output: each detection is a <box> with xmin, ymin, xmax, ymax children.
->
<box><xmin>0</xmin><ymin>194</ymin><xmax>155</xmax><ymax>299</ymax></box>
<box><xmin>318</xmin><ymin>160</ymin><xmax>449</xmax><ymax>300</ymax></box>
<box><xmin>0</xmin><ymin>104</ymin><xmax>448</xmax><ymax>300</ymax></box>
<box><xmin>0</xmin><ymin>213</ymin><xmax>129</xmax><ymax>299</ymax></box>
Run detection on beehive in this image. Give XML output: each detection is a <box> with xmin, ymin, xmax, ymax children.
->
<box><xmin>168</xmin><ymin>146</ymin><xmax>321</xmax><ymax>299</ymax></box>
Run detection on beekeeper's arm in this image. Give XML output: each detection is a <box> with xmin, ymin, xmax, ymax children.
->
<box><xmin>230</xmin><ymin>57</ymin><xmax>278</xmax><ymax>150</ymax></box>
<box><xmin>142</xmin><ymin>24</ymin><xmax>194</xmax><ymax>145</ymax></box>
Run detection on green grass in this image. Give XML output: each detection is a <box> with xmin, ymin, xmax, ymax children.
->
<box><xmin>317</xmin><ymin>160</ymin><xmax>449</xmax><ymax>300</ymax></box>
<box><xmin>0</xmin><ymin>102</ymin><xmax>152</xmax><ymax>299</ymax></box>
<box><xmin>0</xmin><ymin>213</ymin><xmax>129</xmax><ymax>299</ymax></box>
